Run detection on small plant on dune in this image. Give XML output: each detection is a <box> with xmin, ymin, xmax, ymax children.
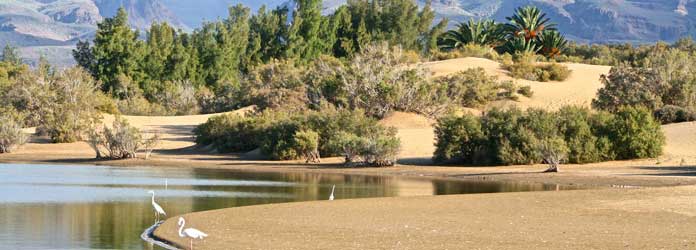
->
<box><xmin>0</xmin><ymin>115</ymin><xmax>28</xmax><ymax>153</ymax></box>
<box><xmin>502</xmin><ymin>52</ymin><xmax>571</xmax><ymax>82</ymax></box>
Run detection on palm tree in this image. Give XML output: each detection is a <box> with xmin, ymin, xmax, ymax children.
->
<box><xmin>505</xmin><ymin>6</ymin><xmax>556</xmax><ymax>41</ymax></box>
<box><xmin>438</xmin><ymin>19</ymin><xmax>503</xmax><ymax>51</ymax></box>
<box><xmin>538</xmin><ymin>30</ymin><xmax>568</xmax><ymax>58</ymax></box>
<box><xmin>503</xmin><ymin>36</ymin><xmax>541</xmax><ymax>54</ymax></box>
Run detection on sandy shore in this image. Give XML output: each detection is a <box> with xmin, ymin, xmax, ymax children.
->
<box><xmin>155</xmin><ymin>185</ymin><xmax>696</xmax><ymax>250</ymax></box>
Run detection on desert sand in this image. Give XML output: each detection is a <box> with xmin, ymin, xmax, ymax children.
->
<box><xmin>2</xmin><ymin>58</ymin><xmax>696</xmax><ymax>250</ymax></box>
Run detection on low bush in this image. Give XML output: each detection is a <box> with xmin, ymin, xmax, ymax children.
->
<box><xmin>433</xmin><ymin>115</ymin><xmax>485</xmax><ymax>164</ymax></box>
<box><xmin>194</xmin><ymin>108</ymin><xmax>401</xmax><ymax>166</ymax></box>
<box><xmin>432</xmin><ymin>44</ymin><xmax>498</xmax><ymax>61</ymax></box>
<box><xmin>433</xmin><ymin>68</ymin><xmax>532</xmax><ymax>108</ymax></box>
<box><xmin>0</xmin><ymin>115</ymin><xmax>28</xmax><ymax>153</ymax></box>
<box><xmin>609</xmin><ymin>106</ymin><xmax>665</xmax><ymax>159</ymax></box>
<box><xmin>87</xmin><ymin>116</ymin><xmax>160</xmax><ymax>159</ymax></box>
<box><xmin>433</xmin><ymin>106</ymin><xmax>664</xmax><ymax>165</ymax></box>
<box><xmin>193</xmin><ymin>113</ymin><xmax>261</xmax><ymax>153</ymax></box>
<box><xmin>654</xmin><ymin>105</ymin><xmax>696</xmax><ymax>124</ymax></box>
<box><xmin>502</xmin><ymin>53</ymin><xmax>572</xmax><ymax>82</ymax></box>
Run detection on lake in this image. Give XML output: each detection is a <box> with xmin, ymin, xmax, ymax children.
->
<box><xmin>0</xmin><ymin>163</ymin><xmax>575</xmax><ymax>249</ymax></box>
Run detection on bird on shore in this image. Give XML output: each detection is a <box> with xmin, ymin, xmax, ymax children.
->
<box><xmin>178</xmin><ymin>217</ymin><xmax>208</xmax><ymax>250</ymax></box>
<box><xmin>329</xmin><ymin>185</ymin><xmax>335</xmax><ymax>201</ymax></box>
<box><xmin>148</xmin><ymin>190</ymin><xmax>166</xmax><ymax>221</ymax></box>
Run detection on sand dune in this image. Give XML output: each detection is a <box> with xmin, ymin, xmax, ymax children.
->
<box><xmin>423</xmin><ymin>57</ymin><xmax>613</xmax><ymax>110</ymax></box>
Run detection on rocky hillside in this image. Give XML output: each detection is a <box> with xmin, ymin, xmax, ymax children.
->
<box><xmin>0</xmin><ymin>0</ymin><xmax>184</xmax><ymax>67</ymax></box>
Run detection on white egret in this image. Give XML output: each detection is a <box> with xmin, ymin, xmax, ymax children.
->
<box><xmin>329</xmin><ymin>184</ymin><xmax>335</xmax><ymax>201</ymax></box>
<box><xmin>147</xmin><ymin>190</ymin><xmax>166</xmax><ymax>221</ymax></box>
<box><xmin>178</xmin><ymin>217</ymin><xmax>208</xmax><ymax>250</ymax></box>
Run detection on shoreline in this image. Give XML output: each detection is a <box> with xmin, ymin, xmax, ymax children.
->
<box><xmin>2</xmin><ymin>151</ymin><xmax>696</xmax><ymax>188</ymax></box>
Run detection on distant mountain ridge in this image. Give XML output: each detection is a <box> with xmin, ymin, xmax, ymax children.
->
<box><xmin>2</xmin><ymin>0</ymin><xmax>696</xmax><ymax>67</ymax></box>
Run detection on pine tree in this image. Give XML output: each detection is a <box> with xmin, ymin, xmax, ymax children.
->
<box><xmin>91</xmin><ymin>8</ymin><xmax>145</xmax><ymax>97</ymax></box>
<box><xmin>1</xmin><ymin>44</ymin><xmax>21</xmax><ymax>65</ymax></box>
<box><xmin>73</xmin><ymin>40</ymin><xmax>95</xmax><ymax>76</ymax></box>
<box><xmin>291</xmin><ymin>0</ymin><xmax>325</xmax><ymax>62</ymax></box>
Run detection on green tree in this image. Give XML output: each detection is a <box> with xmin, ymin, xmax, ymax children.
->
<box><xmin>91</xmin><ymin>8</ymin><xmax>145</xmax><ymax>97</ymax></box>
<box><xmin>289</xmin><ymin>0</ymin><xmax>325</xmax><ymax>62</ymax></box>
<box><xmin>1</xmin><ymin>44</ymin><xmax>22</xmax><ymax>65</ymax></box>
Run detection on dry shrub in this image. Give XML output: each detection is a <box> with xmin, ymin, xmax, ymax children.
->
<box><xmin>0</xmin><ymin>115</ymin><xmax>28</xmax><ymax>153</ymax></box>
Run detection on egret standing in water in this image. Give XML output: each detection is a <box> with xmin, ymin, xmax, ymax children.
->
<box><xmin>148</xmin><ymin>190</ymin><xmax>166</xmax><ymax>221</ymax></box>
<box><xmin>329</xmin><ymin>185</ymin><xmax>335</xmax><ymax>201</ymax></box>
<box><xmin>178</xmin><ymin>217</ymin><xmax>208</xmax><ymax>250</ymax></box>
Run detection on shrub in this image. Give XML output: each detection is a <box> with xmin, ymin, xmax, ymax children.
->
<box><xmin>194</xmin><ymin>108</ymin><xmax>401</xmax><ymax>166</ymax></box>
<box><xmin>540</xmin><ymin>63</ymin><xmax>572</xmax><ymax>81</ymax></box>
<box><xmin>433</xmin><ymin>115</ymin><xmax>485</xmax><ymax>164</ymax></box>
<box><xmin>102</xmin><ymin>117</ymin><xmax>143</xmax><ymax>159</ymax></box>
<box><xmin>0</xmin><ymin>115</ymin><xmax>28</xmax><ymax>153</ymax></box>
<box><xmin>608</xmin><ymin>106</ymin><xmax>665</xmax><ymax>159</ymax></box>
<box><xmin>433</xmin><ymin>106</ymin><xmax>664</xmax><ymax>166</ymax></box>
<box><xmin>193</xmin><ymin>113</ymin><xmax>261</xmax><ymax>153</ymax></box>
<box><xmin>244</xmin><ymin>60</ymin><xmax>308</xmax><ymax>112</ymax></box>
<box><xmin>654</xmin><ymin>105</ymin><xmax>696</xmax><ymax>124</ymax></box>
<box><xmin>116</xmin><ymin>95</ymin><xmax>168</xmax><ymax>116</ymax></box>
<box><xmin>38</xmin><ymin>67</ymin><xmax>103</xmax><ymax>143</ymax></box>
<box><xmin>86</xmin><ymin>116</ymin><xmax>147</xmax><ymax>159</ymax></box>
<box><xmin>152</xmin><ymin>80</ymin><xmax>200</xmax><ymax>115</ymax></box>
<box><xmin>436</xmin><ymin>68</ymin><xmax>531</xmax><ymax>107</ymax></box>
<box><xmin>329</xmin><ymin>131</ymin><xmax>369</xmax><ymax>164</ymax></box>
<box><xmin>363</xmin><ymin>132</ymin><xmax>401</xmax><ymax>167</ymax></box>
<box><xmin>502</xmin><ymin>53</ymin><xmax>572</xmax><ymax>82</ymax></box>
<box><xmin>517</xmin><ymin>85</ymin><xmax>534</xmax><ymax>97</ymax></box>
<box><xmin>293</xmin><ymin>130</ymin><xmax>320</xmax><ymax>163</ymax></box>
<box><xmin>593</xmin><ymin>66</ymin><xmax>664</xmax><ymax>113</ymax></box>
<box><xmin>313</xmin><ymin>43</ymin><xmax>448</xmax><ymax>118</ymax></box>
<box><xmin>557</xmin><ymin>106</ymin><xmax>605</xmax><ymax>163</ymax></box>
<box><xmin>432</xmin><ymin>44</ymin><xmax>498</xmax><ymax>61</ymax></box>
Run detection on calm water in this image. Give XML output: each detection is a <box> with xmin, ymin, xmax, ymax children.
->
<box><xmin>0</xmin><ymin>163</ymin><xmax>576</xmax><ymax>249</ymax></box>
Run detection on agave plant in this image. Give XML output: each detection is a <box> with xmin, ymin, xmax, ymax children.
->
<box><xmin>438</xmin><ymin>19</ymin><xmax>503</xmax><ymax>50</ymax></box>
<box><xmin>538</xmin><ymin>30</ymin><xmax>568</xmax><ymax>58</ymax></box>
<box><xmin>505</xmin><ymin>6</ymin><xmax>556</xmax><ymax>41</ymax></box>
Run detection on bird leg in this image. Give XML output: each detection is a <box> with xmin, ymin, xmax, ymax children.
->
<box><xmin>190</xmin><ymin>239</ymin><xmax>193</xmax><ymax>250</ymax></box>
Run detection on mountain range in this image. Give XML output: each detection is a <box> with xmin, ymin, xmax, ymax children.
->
<box><xmin>2</xmin><ymin>0</ymin><xmax>696</xmax><ymax>67</ymax></box>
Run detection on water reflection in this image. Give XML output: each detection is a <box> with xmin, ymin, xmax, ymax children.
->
<box><xmin>0</xmin><ymin>164</ymin><xmax>577</xmax><ymax>249</ymax></box>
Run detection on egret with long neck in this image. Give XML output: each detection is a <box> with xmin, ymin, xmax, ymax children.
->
<box><xmin>178</xmin><ymin>217</ymin><xmax>208</xmax><ymax>250</ymax></box>
<box><xmin>147</xmin><ymin>190</ymin><xmax>166</xmax><ymax>222</ymax></box>
<box><xmin>329</xmin><ymin>185</ymin><xmax>335</xmax><ymax>201</ymax></box>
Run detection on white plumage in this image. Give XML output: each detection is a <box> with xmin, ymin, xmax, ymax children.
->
<box><xmin>178</xmin><ymin>217</ymin><xmax>208</xmax><ymax>250</ymax></box>
<box><xmin>148</xmin><ymin>190</ymin><xmax>166</xmax><ymax>221</ymax></box>
<box><xmin>329</xmin><ymin>184</ymin><xmax>335</xmax><ymax>201</ymax></box>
